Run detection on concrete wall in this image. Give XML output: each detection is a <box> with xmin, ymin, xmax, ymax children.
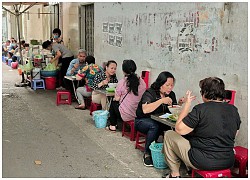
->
<box><xmin>61</xmin><ymin>2</ymin><xmax>80</xmax><ymax>56</ymax></box>
<box><xmin>26</xmin><ymin>5</ymin><xmax>43</xmax><ymax>43</ymax></box>
<box><xmin>93</xmin><ymin>2</ymin><xmax>248</xmax><ymax>147</ymax></box>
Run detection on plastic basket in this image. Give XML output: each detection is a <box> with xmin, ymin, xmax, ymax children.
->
<box><xmin>149</xmin><ymin>142</ymin><xmax>168</xmax><ymax>169</ymax></box>
<box><xmin>92</xmin><ymin>110</ymin><xmax>109</xmax><ymax>128</ymax></box>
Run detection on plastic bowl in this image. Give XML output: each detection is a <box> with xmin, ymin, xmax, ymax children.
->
<box><xmin>108</xmin><ymin>83</ymin><xmax>117</xmax><ymax>88</ymax></box>
<box><xmin>40</xmin><ymin>70</ymin><xmax>58</xmax><ymax>77</ymax></box>
<box><xmin>168</xmin><ymin>105</ymin><xmax>182</xmax><ymax>115</ymax></box>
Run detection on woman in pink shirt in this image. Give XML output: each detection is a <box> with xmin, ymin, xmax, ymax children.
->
<box><xmin>107</xmin><ymin>59</ymin><xmax>146</xmax><ymax>132</ymax></box>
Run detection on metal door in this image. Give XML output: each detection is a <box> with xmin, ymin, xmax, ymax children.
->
<box><xmin>79</xmin><ymin>4</ymin><xmax>94</xmax><ymax>56</ymax></box>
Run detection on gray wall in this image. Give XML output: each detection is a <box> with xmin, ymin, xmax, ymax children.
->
<box><xmin>94</xmin><ymin>2</ymin><xmax>248</xmax><ymax>147</ymax></box>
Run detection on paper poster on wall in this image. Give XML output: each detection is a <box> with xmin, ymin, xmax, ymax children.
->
<box><xmin>108</xmin><ymin>34</ymin><xmax>115</xmax><ymax>46</ymax></box>
<box><xmin>116</xmin><ymin>36</ymin><xmax>122</xmax><ymax>47</ymax></box>
<box><xmin>109</xmin><ymin>23</ymin><xmax>114</xmax><ymax>33</ymax></box>
<box><xmin>115</xmin><ymin>22</ymin><xmax>122</xmax><ymax>34</ymax></box>
<box><xmin>102</xmin><ymin>22</ymin><xmax>108</xmax><ymax>32</ymax></box>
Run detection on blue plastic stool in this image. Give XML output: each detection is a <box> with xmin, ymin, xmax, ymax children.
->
<box><xmin>2</xmin><ymin>56</ymin><xmax>6</xmax><ymax>62</ymax></box>
<box><xmin>7</xmin><ymin>59</ymin><xmax>12</xmax><ymax>66</ymax></box>
<box><xmin>32</xmin><ymin>79</ymin><xmax>45</xmax><ymax>90</ymax></box>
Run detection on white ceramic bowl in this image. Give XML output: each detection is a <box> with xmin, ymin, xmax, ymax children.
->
<box><xmin>108</xmin><ymin>83</ymin><xmax>117</xmax><ymax>88</ymax></box>
<box><xmin>168</xmin><ymin>105</ymin><xmax>182</xmax><ymax>115</ymax></box>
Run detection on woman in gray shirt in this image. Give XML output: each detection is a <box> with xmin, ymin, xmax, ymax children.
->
<box><xmin>42</xmin><ymin>40</ymin><xmax>74</xmax><ymax>88</ymax></box>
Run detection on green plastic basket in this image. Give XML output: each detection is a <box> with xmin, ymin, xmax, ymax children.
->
<box><xmin>149</xmin><ymin>142</ymin><xmax>168</xmax><ymax>169</ymax></box>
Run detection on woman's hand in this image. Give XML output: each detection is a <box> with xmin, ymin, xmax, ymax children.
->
<box><xmin>161</xmin><ymin>97</ymin><xmax>173</xmax><ymax>106</ymax></box>
<box><xmin>102</xmin><ymin>78</ymin><xmax>109</xmax><ymax>85</ymax></box>
<box><xmin>178</xmin><ymin>97</ymin><xmax>186</xmax><ymax>105</ymax></box>
<box><xmin>50</xmin><ymin>58</ymin><xmax>54</xmax><ymax>63</ymax></box>
<box><xmin>185</xmin><ymin>90</ymin><xmax>196</xmax><ymax>103</ymax></box>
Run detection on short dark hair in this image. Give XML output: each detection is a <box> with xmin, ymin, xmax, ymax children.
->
<box><xmin>21</xmin><ymin>40</ymin><xmax>26</xmax><ymax>45</ymax></box>
<box><xmin>24</xmin><ymin>43</ymin><xmax>29</xmax><ymax>47</ymax></box>
<box><xmin>12</xmin><ymin>56</ymin><xmax>18</xmax><ymax>62</ymax></box>
<box><xmin>42</xmin><ymin>40</ymin><xmax>52</xmax><ymax>49</ymax></box>
<box><xmin>85</xmin><ymin>55</ymin><xmax>95</xmax><ymax>64</ymax></box>
<box><xmin>52</xmin><ymin>28</ymin><xmax>62</xmax><ymax>36</ymax></box>
<box><xmin>199</xmin><ymin>77</ymin><xmax>225</xmax><ymax>101</ymax></box>
<box><xmin>151</xmin><ymin>71</ymin><xmax>175</xmax><ymax>91</ymax></box>
<box><xmin>8</xmin><ymin>51</ymin><xmax>13</xmax><ymax>57</ymax></box>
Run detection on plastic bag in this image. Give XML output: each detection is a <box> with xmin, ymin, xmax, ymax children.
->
<box><xmin>43</xmin><ymin>63</ymin><xmax>56</xmax><ymax>71</ymax></box>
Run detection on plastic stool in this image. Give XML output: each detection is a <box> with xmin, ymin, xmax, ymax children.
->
<box><xmin>141</xmin><ymin>70</ymin><xmax>150</xmax><ymax>89</ymax></box>
<box><xmin>84</xmin><ymin>96</ymin><xmax>92</xmax><ymax>110</ymax></box>
<box><xmin>11</xmin><ymin>62</ymin><xmax>18</xmax><ymax>69</ymax></box>
<box><xmin>89</xmin><ymin>102</ymin><xmax>102</xmax><ymax>115</ymax></box>
<box><xmin>192</xmin><ymin>169</ymin><xmax>232</xmax><ymax>178</ymax></box>
<box><xmin>7</xmin><ymin>59</ymin><xmax>12</xmax><ymax>66</ymax></box>
<box><xmin>225</xmin><ymin>90</ymin><xmax>236</xmax><ymax>105</ymax></box>
<box><xmin>122</xmin><ymin>120</ymin><xmax>136</xmax><ymax>141</ymax></box>
<box><xmin>232</xmin><ymin>146</ymin><xmax>248</xmax><ymax>177</ymax></box>
<box><xmin>32</xmin><ymin>79</ymin><xmax>45</xmax><ymax>90</ymax></box>
<box><xmin>57</xmin><ymin>90</ymin><xmax>72</xmax><ymax>105</ymax></box>
<box><xmin>135</xmin><ymin>131</ymin><xmax>146</xmax><ymax>151</ymax></box>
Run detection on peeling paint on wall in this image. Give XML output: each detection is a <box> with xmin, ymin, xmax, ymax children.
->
<box><xmin>131</xmin><ymin>10</ymin><xmax>219</xmax><ymax>55</ymax></box>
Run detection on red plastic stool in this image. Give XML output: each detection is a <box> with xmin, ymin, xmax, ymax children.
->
<box><xmin>56</xmin><ymin>90</ymin><xmax>72</xmax><ymax>105</ymax></box>
<box><xmin>135</xmin><ymin>131</ymin><xmax>146</xmax><ymax>151</ymax></box>
<box><xmin>122</xmin><ymin>120</ymin><xmax>136</xmax><ymax>141</ymax></box>
<box><xmin>141</xmin><ymin>70</ymin><xmax>150</xmax><ymax>89</ymax></box>
<box><xmin>232</xmin><ymin>146</ymin><xmax>248</xmax><ymax>177</ymax></box>
<box><xmin>84</xmin><ymin>96</ymin><xmax>92</xmax><ymax>110</ymax></box>
<box><xmin>90</xmin><ymin>102</ymin><xmax>102</xmax><ymax>115</ymax></box>
<box><xmin>192</xmin><ymin>169</ymin><xmax>232</xmax><ymax>178</ymax></box>
<box><xmin>225</xmin><ymin>90</ymin><xmax>236</xmax><ymax>105</ymax></box>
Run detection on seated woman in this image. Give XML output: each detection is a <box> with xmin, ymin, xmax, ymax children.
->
<box><xmin>91</xmin><ymin>60</ymin><xmax>118</xmax><ymax>110</ymax></box>
<box><xmin>106</xmin><ymin>59</ymin><xmax>146</xmax><ymax>132</ymax></box>
<box><xmin>162</xmin><ymin>77</ymin><xmax>241</xmax><ymax>178</ymax></box>
<box><xmin>135</xmin><ymin>71</ymin><xmax>184</xmax><ymax>167</ymax></box>
<box><xmin>75</xmin><ymin>55</ymin><xmax>103</xmax><ymax>110</ymax></box>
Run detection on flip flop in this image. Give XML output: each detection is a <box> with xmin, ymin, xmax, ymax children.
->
<box><xmin>75</xmin><ymin>106</ymin><xmax>86</xmax><ymax>110</ymax></box>
<box><xmin>105</xmin><ymin>126</ymin><xmax>116</xmax><ymax>132</ymax></box>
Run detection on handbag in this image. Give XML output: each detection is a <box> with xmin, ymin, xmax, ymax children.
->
<box><xmin>113</xmin><ymin>91</ymin><xmax>129</xmax><ymax>107</ymax></box>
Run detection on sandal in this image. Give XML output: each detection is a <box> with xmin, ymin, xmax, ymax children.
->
<box><xmin>162</xmin><ymin>173</ymin><xmax>181</xmax><ymax>178</ymax></box>
<box><xmin>75</xmin><ymin>106</ymin><xmax>86</xmax><ymax>110</ymax></box>
<box><xmin>105</xmin><ymin>126</ymin><xmax>116</xmax><ymax>132</ymax></box>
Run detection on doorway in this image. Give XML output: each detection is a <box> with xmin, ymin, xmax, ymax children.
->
<box><xmin>79</xmin><ymin>3</ymin><xmax>94</xmax><ymax>56</ymax></box>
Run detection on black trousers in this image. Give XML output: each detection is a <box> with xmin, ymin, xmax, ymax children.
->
<box><xmin>109</xmin><ymin>100</ymin><xmax>122</xmax><ymax>126</ymax></box>
<box><xmin>60</xmin><ymin>56</ymin><xmax>74</xmax><ymax>87</ymax></box>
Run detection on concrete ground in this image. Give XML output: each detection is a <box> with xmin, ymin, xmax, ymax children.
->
<box><xmin>2</xmin><ymin>63</ymin><xmax>189</xmax><ymax>178</ymax></box>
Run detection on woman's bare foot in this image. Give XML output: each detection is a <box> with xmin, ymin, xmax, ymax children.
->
<box><xmin>75</xmin><ymin>104</ymin><xmax>86</xmax><ymax>110</ymax></box>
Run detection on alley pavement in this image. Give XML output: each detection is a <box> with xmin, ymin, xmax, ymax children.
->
<box><xmin>2</xmin><ymin>63</ymin><xmax>189</xmax><ymax>178</ymax></box>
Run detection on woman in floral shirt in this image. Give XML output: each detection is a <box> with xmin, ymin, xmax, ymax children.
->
<box><xmin>91</xmin><ymin>60</ymin><xmax>118</xmax><ymax>110</ymax></box>
<box><xmin>75</xmin><ymin>56</ymin><xmax>103</xmax><ymax>109</ymax></box>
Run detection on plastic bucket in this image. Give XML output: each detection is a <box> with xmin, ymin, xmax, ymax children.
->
<box><xmin>44</xmin><ymin>77</ymin><xmax>57</xmax><ymax>90</ymax></box>
<box><xmin>92</xmin><ymin>110</ymin><xmax>109</xmax><ymax>128</ymax></box>
<box><xmin>149</xmin><ymin>142</ymin><xmax>168</xmax><ymax>169</ymax></box>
